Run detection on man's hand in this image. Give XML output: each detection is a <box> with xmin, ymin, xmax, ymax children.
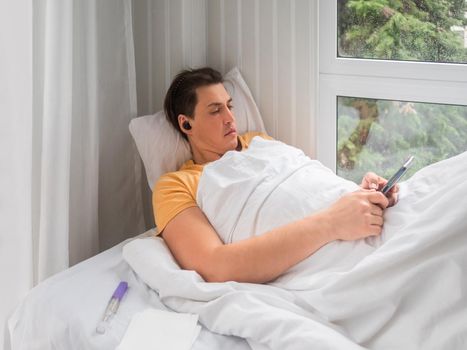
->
<box><xmin>322</xmin><ymin>190</ymin><xmax>389</xmax><ymax>241</ymax></box>
<box><xmin>361</xmin><ymin>172</ymin><xmax>399</xmax><ymax>207</ymax></box>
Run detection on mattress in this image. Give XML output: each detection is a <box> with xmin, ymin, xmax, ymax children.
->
<box><xmin>7</xmin><ymin>229</ymin><xmax>250</xmax><ymax>350</ymax></box>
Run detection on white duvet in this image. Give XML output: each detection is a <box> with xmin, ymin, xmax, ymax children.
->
<box><xmin>124</xmin><ymin>138</ymin><xmax>467</xmax><ymax>350</ymax></box>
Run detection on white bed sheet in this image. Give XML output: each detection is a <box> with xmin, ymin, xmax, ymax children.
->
<box><xmin>7</xmin><ymin>230</ymin><xmax>250</xmax><ymax>350</ymax></box>
<box><xmin>124</xmin><ymin>139</ymin><xmax>467</xmax><ymax>350</ymax></box>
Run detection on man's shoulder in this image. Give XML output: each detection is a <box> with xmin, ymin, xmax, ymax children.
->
<box><xmin>154</xmin><ymin>165</ymin><xmax>202</xmax><ymax>193</ymax></box>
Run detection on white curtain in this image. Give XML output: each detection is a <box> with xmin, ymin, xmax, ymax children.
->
<box><xmin>0</xmin><ymin>0</ymin><xmax>145</xmax><ymax>347</ymax></box>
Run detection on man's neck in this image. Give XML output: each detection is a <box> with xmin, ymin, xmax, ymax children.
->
<box><xmin>191</xmin><ymin>149</ymin><xmax>222</xmax><ymax>165</ymax></box>
<box><xmin>190</xmin><ymin>137</ymin><xmax>242</xmax><ymax>165</ymax></box>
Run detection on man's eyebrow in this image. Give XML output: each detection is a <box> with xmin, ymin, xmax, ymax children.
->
<box><xmin>207</xmin><ymin>98</ymin><xmax>233</xmax><ymax>107</ymax></box>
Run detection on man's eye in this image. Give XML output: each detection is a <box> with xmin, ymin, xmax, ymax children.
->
<box><xmin>228</xmin><ymin>105</ymin><xmax>234</xmax><ymax>110</ymax></box>
<box><xmin>210</xmin><ymin>109</ymin><xmax>220</xmax><ymax>114</ymax></box>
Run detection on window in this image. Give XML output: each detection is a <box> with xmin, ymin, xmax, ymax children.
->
<box><xmin>337</xmin><ymin>96</ymin><xmax>467</xmax><ymax>182</ymax></box>
<box><xmin>337</xmin><ymin>0</ymin><xmax>467</xmax><ymax>64</ymax></box>
<box><xmin>318</xmin><ymin>1</ymin><xmax>467</xmax><ymax>182</ymax></box>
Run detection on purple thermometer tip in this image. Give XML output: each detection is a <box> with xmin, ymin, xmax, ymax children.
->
<box><xmin>112</xmin><ymin>281</ymin><xmax>128</xmax><ymax>300</ymax></box>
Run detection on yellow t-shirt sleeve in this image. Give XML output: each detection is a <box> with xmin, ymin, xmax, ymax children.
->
<box><xmin>153</xmin><ymin>172</ymin><xmax>198</xmax><ymax>234</ymax></box>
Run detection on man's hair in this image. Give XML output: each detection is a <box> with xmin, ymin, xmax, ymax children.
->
<box><xmin>164</xmin><ymin>67</ymin><xmax>223</xmax><ymax>140</ymax></box>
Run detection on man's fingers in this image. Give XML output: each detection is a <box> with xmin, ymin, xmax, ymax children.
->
<box><xmin>366</xmin><ymin>191</ymin><xmax>389</xmax><ymax>209</ymax></box>
<box><xmin>388</xmin><ymin>183</ymin><xmax>400</xmax><ymax>194</ymax></box>
<box><xmin>363</xmin><ymin>172</ymin><xmax>380</xmax><ymax>190</ymax></box>
<box><xmin>370</xmin><ymin>214</ymin><xmax>384</xmax><ymax>227</ymax></box>
<box><xmin>387</xmin><ymin>192</ymin><xmax>399</xmax><ymax>207</ymax></box>
<box><xmin>370</xmin><ymin>205</ymin><xmax>384</xmax><ymax>216</ymax></box>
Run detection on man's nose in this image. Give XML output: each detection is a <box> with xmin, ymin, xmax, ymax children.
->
<box><xmin>224</xmin><ymin>106</ymin><xmax>235</xmax><ymax>124</ymax></box>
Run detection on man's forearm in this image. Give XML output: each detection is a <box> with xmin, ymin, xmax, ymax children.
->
<box><xmin>208</xmin><ymin>212</ymin><xmax>335</xmax><ymax>283</ymax></box>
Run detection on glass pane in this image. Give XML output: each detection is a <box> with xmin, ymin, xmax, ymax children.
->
<box><xmin>337</xmin><ymin>96</ymin><xmax>467</xmax><ymax>183</ymax></box>
<box><xmin>338</xmin><ymin>0</ymin><xmax>467</xmax><ymax>63</ymax></box>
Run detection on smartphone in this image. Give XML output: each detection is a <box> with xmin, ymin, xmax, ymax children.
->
<box><xmin>381</xmin><ymin>156</ymin><xmax>414</xmax><ymax>195</ymax></box>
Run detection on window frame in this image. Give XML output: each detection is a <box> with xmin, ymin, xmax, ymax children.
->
<box><xmin>317</xmin><ymin>0</ymin><xmax>467</xmax><ymax>172</ymax></box>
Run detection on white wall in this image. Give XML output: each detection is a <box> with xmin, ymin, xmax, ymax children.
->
<box><xmin>132</xmin><ymin>0</ymin><xmax>318</xmax><ymax>228</ymax></box>
<box><xmin>132</xmin><ymin>0</ymin><xmax>207</xmax><ymax>116</ymax></box>
<box><xmin>206</xmin><ymin>0</ymin><xmax>318</xmax><ymax>156</ymax></box>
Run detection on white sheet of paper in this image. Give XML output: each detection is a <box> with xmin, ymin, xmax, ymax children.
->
<box><xmin>116</xmin><ymin>309</ymin><xmax>200</xmax><ymax>350</ymax></box>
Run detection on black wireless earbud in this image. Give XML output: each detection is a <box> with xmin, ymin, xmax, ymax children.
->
<box><xmin>182</xmin><ymin>121</ymin><xmax>192</xmax><ymax>130</ymax></box>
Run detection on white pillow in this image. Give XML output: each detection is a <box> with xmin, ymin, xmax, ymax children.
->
<box><xmin>129</xmin><ymin>67</ymin><xmax>266</xmax><ymax>190</ymax></box>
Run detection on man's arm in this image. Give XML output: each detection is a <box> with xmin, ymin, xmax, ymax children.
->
<box><xmin>162</xmin><ymin>190</ymin><xmax>388</xmax><ymax>284</ymax></box>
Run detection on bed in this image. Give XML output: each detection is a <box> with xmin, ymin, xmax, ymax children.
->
<box><xmin>8</xmin><ymin>67</ymin><xmax>467</xmax><ymax>349</ymax></box>
<box><xmin>7</xmin><ymin>230</ymin><xmax>250</xmax><ymax>350</ymax></box>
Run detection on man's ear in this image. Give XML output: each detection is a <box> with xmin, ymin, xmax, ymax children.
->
<box><xmin>178</xmin><ymin>114</ymin><xmax>192</xmax><ymax>134</ymax></box>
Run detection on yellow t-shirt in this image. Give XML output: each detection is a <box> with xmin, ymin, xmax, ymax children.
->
<box><xmin>153</xmin><ymin>132</ymin><xmax>272</xmax><ymax>234</ymax></box>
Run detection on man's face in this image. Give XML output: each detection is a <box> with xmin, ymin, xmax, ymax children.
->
<box><xmin>189</xmin><ymin>83</ymin><xmax>238</xmax><ymax>155</ymax></box>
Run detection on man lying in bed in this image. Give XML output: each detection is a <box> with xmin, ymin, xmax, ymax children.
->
<box><xmin>154</xmin><ymin>67</ymin><xmax>398</xmax><ymax>284</ymax></box>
